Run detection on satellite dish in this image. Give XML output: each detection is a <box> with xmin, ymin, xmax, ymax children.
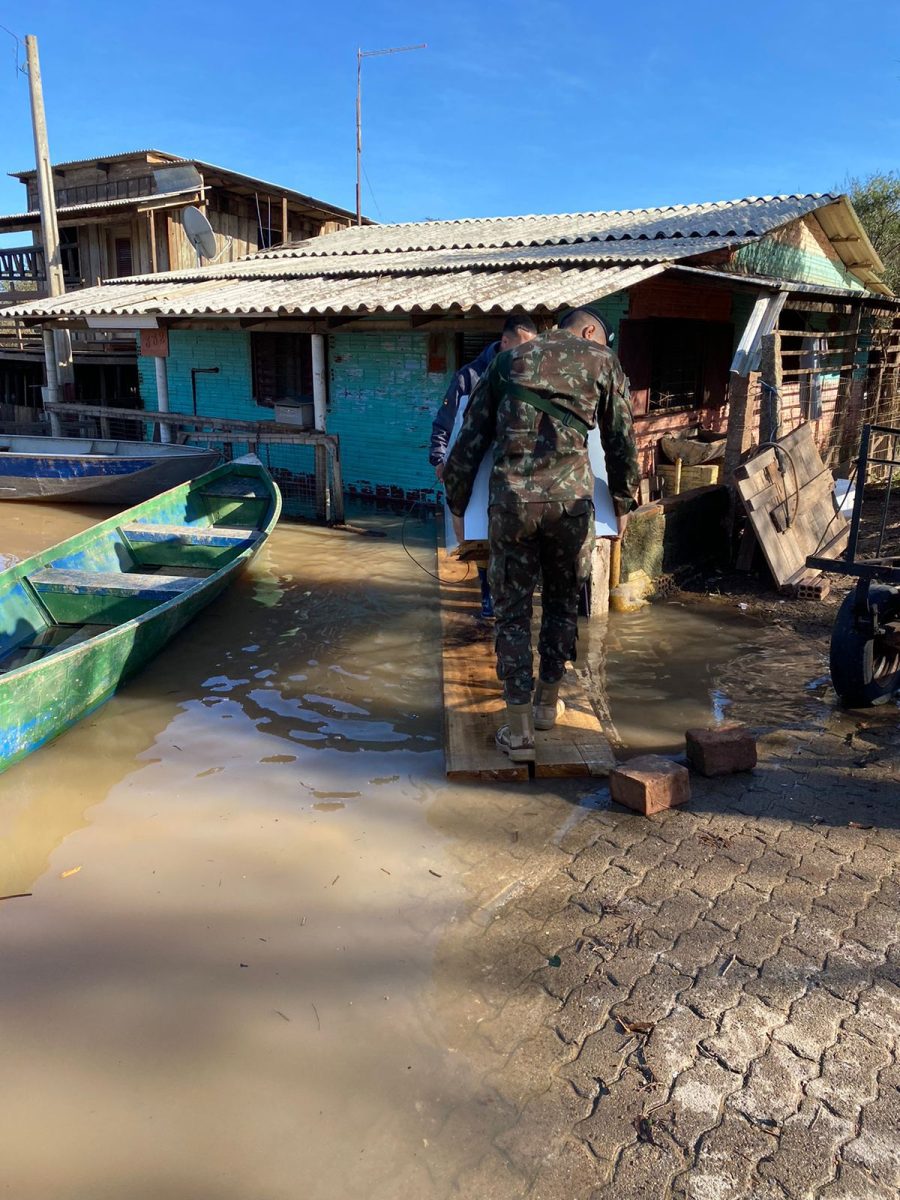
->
<box><xmin>182</xmin><ymin>206</ymin><xmax>217</xmax><ymax>262</ymax></box>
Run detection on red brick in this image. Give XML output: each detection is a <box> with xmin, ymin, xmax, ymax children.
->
<box><xmin>686</xmin><ymin>725</ymin><xmax>757</xmax><ymax>777</ymax></box>
<box><xmin>610</xmin><ymin>755</ymin><xmax>690</xmax><ymax>816</ymax></box>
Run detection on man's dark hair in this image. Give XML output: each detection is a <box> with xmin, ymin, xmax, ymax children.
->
<box><xmin>559</xmin><ymin>307</ymin><xmax>612</xmax><ymax>341</ymax></box>
<box><xmin>502</xmin><ymin>314</ymin><xmax>537</xmax><ymax>337</ymax></box>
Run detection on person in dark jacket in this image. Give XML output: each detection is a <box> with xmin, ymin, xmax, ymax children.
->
<box><xmin>431</xmin><ymin>314</ymin><xmax>537</xmax><ymax>617</ymax></box>
<box><xmin>430</xmin><ymin>315</ymin><xmax>538</xmax><ymax>474</ymax></box>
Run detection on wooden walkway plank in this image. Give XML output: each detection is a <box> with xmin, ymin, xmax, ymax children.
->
<box><xmin>438</xmin><ymin>548</ymin><xmax>614</xmax><ymax>781</ymax></box>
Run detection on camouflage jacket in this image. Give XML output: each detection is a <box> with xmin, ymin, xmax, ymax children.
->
<box><xmin>443</xmin><ymin>328</ymin><xmax>640</xmax><ymax>517</ymax></box>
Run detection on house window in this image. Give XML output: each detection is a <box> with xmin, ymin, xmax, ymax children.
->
<box><xmin>60</xmin><ymin>227</ymin><xmax>81</xmax><ymax>287</ymax></box>
<box><xmin>114</xmin><ymin>237</ymin><xmax>134</xmax><ymax>277</ymax></box>
<box><xmin>251</xmin><ymin>333</ymin><xmax>313</xmax><ymax>406</ymax></box>
<box><xmin>649</xmin><ymin>322</ymin><xmax>705</xmax><ymax>412</ymax></box>
<box><xmin>618</xmin><ymin>318</ymin><xmax>733</xmax><ymax>416</ymax></box>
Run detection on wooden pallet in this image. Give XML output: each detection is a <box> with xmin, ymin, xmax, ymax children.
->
<box><xmin>438</xmin><ymin>549</ymin><xmax>615</xmax><ymax>782</ymax></box>
<box><xmin>734</xmin><ymin>423</ymin><xmax>848</xmax><ymax>599</ymax></box>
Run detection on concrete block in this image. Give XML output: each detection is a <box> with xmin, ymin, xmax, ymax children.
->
<box><xmin>686</xmin><ymin>724</ymin><xmax>757</xmax><ymax>777</ymax></box>
<box><xmin>610</xmin><ymin>755</ymin><xmax>690</xmax><ymax>816</ymax></box>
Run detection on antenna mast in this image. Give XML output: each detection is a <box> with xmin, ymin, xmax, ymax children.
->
<box><xmin>356</xmin><ymin>42</ymin><xmax>426</xmax><ymax>226</ymax></box>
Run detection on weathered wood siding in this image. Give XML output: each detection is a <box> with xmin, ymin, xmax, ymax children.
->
<box><xmin>732</xmin><ymin>214</ymin><xmax>866</xmax><ymax>291</ymax></box>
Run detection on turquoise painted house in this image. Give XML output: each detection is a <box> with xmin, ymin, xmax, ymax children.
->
<box><xmin>10</xmin><ymin>193</ymin><xmax>897</xmax><ymax>507</ymax></box>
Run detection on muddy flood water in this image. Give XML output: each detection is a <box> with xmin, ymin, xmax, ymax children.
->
<box><xmin>0</xmin><ymin>504</ymin><xmax>839</xmax><ymax>1199</ymax></box>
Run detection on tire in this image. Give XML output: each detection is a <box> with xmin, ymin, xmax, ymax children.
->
<box><xmin>830</xmin><ymin>584</ymin><xmax>900</xmax><ymax>707</ymax></box>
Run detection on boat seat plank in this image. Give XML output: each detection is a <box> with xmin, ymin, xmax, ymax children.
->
<box><xmin>121</xmin><ymin>523</ymin><xmax>259</xmax><ymax>546</ymax></box>
<box><xmin>0</xmin><ymin>625</ymin><xmax>112</xmax><ymax>674</ymax></box>
<box><xmin>29</xmin><ymin>569</ymin><xmax>202</xmax><ymax>598</ymax></box>
<box><xmin>201</xmin><ymin>479</ymin><xmax>269</xmax><ymax>499</ymax></box>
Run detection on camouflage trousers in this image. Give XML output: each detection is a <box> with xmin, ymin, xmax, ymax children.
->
<box><xmin>487</xmin><ymin>499</ymin><xmax>593</xmax><ymax>705</ymax></box>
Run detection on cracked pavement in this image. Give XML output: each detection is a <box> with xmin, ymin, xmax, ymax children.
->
<box><xmin>416</xmin><ymin>713</ymin><xmax>900</xmax><ymax>1200</ymax></box>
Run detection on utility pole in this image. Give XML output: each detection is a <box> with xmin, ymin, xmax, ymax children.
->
<box><xmin>25</xmin><ymin>33</ymin><xmax>71</xmax><ymax>435</ymax></box>
<box><xmin>356</xmin><ymin>43</ymin><xmax>426</xmax><ymax>226</ymax></box>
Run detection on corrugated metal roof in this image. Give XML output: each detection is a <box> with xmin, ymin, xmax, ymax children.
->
<box><xmin>8</xmin><ymin>192</ymin><xmax>888</xmax><ymax>320</ymax></box>
<box><xmin>116</xmin><ymin>236</ymin><xmax>741</xmax><ymax>286</ymax></box>
<box><xmin>672</xmin><ymin>264</ymin><xmax>899</xmax><ymax>303</ymax></box>
<box><xmin>261</xmin><ymin>194</ymin><xmax>839</xmax><ymax>258</ymax></box>
<box><xmin>9</xmin><ymin>150</ymin><xmax>361</xmax><ymax>221</ymax></box>
<box><xmin>8</xmin><ymin>150</ymin><xmax>180</xmax><ymax>177</ymax></box>
<box><xmin>0</xmin><ymin>188</ymin><xmax>201</xmax><ymax>227</ymax></box>
<box><xmin>4</xmin><ymin>262</ymin><xmax>667</xmax><ymax>319</ymax></box>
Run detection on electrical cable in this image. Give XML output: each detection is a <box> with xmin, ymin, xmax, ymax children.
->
<box><xmin>362</xmin><ymin>165</ymin><xmax>384</xmax><ymax>221</ymax></box>
<box><xmin>0</xmin><ymin>25</ymin><xmax>24</xmax><ymax>76</ymax></box>
<box><xmin>400</xmin><ymin>494</ymin><xmax>472</xmax><ymax>584</ymax></box>
<box><xmin>207</xmin><ymin>236</ymin><xmax>235</xmax><ymax>264</ymax></box>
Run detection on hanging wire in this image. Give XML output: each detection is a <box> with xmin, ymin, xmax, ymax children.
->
<box><xmin>0</xmin><ymin>23</ymin><xmax>25</xmax><ymax>77</ymax></box>
<box><xmin>362</xmin><ymin>165</ymin><xmax>384</xmax><ymax>221</ymax></box>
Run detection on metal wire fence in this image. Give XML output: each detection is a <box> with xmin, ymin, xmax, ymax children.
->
<box><xmin>44</xmin><ymin>402</ymin><xmax>345</xmax><ymax>523</ymax></box>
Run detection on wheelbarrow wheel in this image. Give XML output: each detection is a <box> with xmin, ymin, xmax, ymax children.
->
<box><xmin>830</xmin><ymin>585</ymin><xmax>900</xmax><ymax>707</ymax></box>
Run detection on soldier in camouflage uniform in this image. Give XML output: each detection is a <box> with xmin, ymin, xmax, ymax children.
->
<box><xmin>443</xmin><ymin>307</ymin><xmax>639</xmax><ymax>763</ymax></box>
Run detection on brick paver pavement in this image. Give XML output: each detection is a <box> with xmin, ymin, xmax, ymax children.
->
<box><xmin>422</xmin><ymin>712</ymin><xmax>899</xmax><ymax>1200</ymax></box>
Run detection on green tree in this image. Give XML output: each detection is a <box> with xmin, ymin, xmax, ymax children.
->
<box><xmin>846</xmin><ymin>171</ymin><xmax>900</xmax><ymax>294</ymax></box>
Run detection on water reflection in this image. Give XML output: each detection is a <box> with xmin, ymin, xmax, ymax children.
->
<box><xmin>0</xmin><ymin>500</ymin><xmax>865</xmax><ymax>1200</ymax></box>
<box><xmin>0</xmin><ymin>504</ymin><xmax>471</xmax><ymax>1200</ymax></box>
<box><xmin>587</xmin><ymin>599</ymin><xmax>832</xmax><ymax>755</ymax></box>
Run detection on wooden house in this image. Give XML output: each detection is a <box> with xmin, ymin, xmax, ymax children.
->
<box><xmin>9</xmin><ymin>192</ymin><xmax>899</xmax><ymax>518</ymax></box>
<box><xmin>0</xmin><ymin>149</ymin><xmax>359</xmax><ymax>423</ymax></box>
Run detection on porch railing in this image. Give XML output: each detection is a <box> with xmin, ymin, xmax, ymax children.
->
<box><xmin>0</xmin><ymin>245</ymin><xmax>44</xmax><ymax>284</ymax></box>
<box><xmin>27</xmin><ymin>174</ymin><xmax>156</xmax><ymax>210</ymax></box>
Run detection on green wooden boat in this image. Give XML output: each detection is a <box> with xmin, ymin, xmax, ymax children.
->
<box><xmin>0</xmin><ymin>456</ymin><xmax>281</xmax><ymax>773</ymax></box>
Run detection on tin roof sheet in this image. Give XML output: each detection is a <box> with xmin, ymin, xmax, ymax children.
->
<box><xmin>8</xmin><ymin>192</ymin><xmax>888</xmax><ymax>319</ymax></box>
<box><xmin>4</xmin><ymin>262</ymin><xmax>668</xmax><ymax>320</ymax></box>
<box><xmin>8</xmin><ymin>150</ymin><xmax>361</xmax><ymax>221</ymax></box>
<box><xmin>260</xmin><ymin>194</ymin><xmax>840</xmax><ymax>258</ymax></box>
<box><xmin>116</xmin><ymin>236</ymin><xmax>740</xmax><ymax>286</ymax></box>
<box><xmin>0</xmin><ymin>188</ymin><xmax>202</xmax><ymax>228</ymax></box>
<box><xmin>8</xmin><ymin>149</ymin><xmax>180</xmax><ymax>178</ymax></box>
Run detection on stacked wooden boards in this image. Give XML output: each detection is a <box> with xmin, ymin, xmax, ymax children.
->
<box><xmin>734</xmin><ymin>424</ymin><xmax>848</xmax><ymax>598</ymax></box>
<box><xmin>438</xmin><ymin>549</ymin><xmax>615</xmax><ymax>781</ymax></box>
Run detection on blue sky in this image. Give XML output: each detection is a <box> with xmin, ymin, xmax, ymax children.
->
<box><xmin>0</xmin><ymin>0</ymin><xmax>897</xmax><ymax>226</ymax></box>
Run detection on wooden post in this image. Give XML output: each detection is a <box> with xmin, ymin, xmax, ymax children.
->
<box><xmin>723</xmin><ymin>371</ymin><xmax>754</xmax><ymax>479</ymax></box>
<box><xmin>148</xmin><ymin>211</ymin><xmax>158</xmax><ymax>273</ymax></box>
<box><xmin>590</xmin><ymin>538</ymin><xmax>611</xmax><ymax>619</ymax></box>
<box><xmin>281</xmin><ymin>196</ymin><xmax>289</xmax><ymax>245</ymax></box>
<box><xmin>673</xmin><ymin>457</ymin><xmax>683</xmax><ymax>495</ymax></box>
<box><xmin>330</xmin><ymin>440</ymin><xmax>346</xmax><ymax>525</ymax></box>
<box><xmin>759</xmin><ymin>330</ymin><xmax>782</xmax><ymax>443</ymax></box>
<box><xmin>610</xmin><ymin>539</ymin><xmax>622</xmax><ymax>591</ymax></box>
<box><xmin>41</xmin><ymin>329</ymin><xmax>60</xmax><ymax>434</ymax></box>
<box><xmin>26</xmin><ymin>37</ymin><xmax>63</xmax><ymax>298</ymax></box>
<box><xmin>26</xmin><ymin>34</ymin><xmax>68</xmax><ymax>434</ymax></box>
<box><xmin>723</xmin><ymin>368</ymin><xmax>764</xmax><ymax>563</ymax></box>
<box><xmin>311</xmin><ymin>333</ymin><xmax>329</xmax><ymax>520</ymax></box>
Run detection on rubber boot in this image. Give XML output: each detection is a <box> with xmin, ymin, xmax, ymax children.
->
<box><xmin>477</xmin><ymin>567</ymin><xmax>494</xmax><ymax>619</ymax></box>
<box><xmin>495</xmin><ymin>702</ymin><xmax>536</xmax><ymax>762</ymax></box>
<box><xmin>533</xmin><ymin>680</ymin><xmax>566</xmax><ymax>730</ymax></box>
